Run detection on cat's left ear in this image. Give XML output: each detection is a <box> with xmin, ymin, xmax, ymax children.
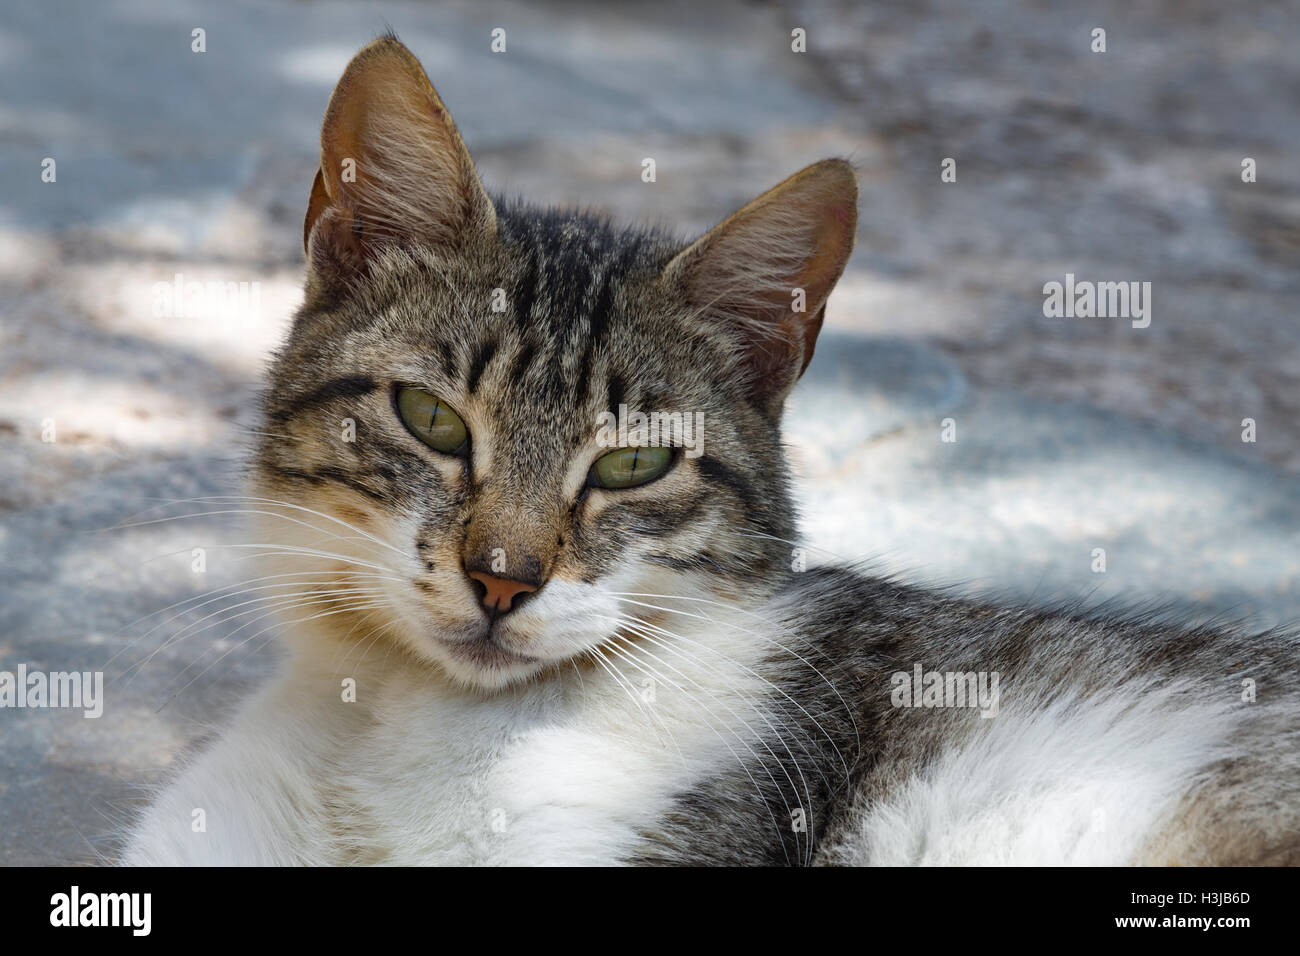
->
<box><xmin>663</xmin><ymin>159</ymin><xmax>857</xmax><ymax>415</ymax></box>
<box><xmin>303</xmin><ymin>36</ymin><xmax>496</xmax><ymax>282</ymax></box>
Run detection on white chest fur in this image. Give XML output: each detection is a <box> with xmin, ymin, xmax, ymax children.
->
<box><xmin>125</xmin><ymin>619</ymin><xmax>773</xmax><ymax>866</ymax></box>
<box><xmin>337</xmin><ymin>668</ymin><xmax>734</xmax><ymax>865</ymax></box>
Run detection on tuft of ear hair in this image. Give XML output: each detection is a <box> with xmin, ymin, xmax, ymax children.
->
<box><xmin>663</xmin><ymin>159</ymin><xmax>858</xmax><ymax>416</ymax></box>
<box><xmin>303</xmin><ymin>35</ymin><xmax>496</xmax><ymax>287</ymax></box>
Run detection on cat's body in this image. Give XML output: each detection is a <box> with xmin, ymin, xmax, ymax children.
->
<box><xmin>124</xmin><ymin>37</ymin><xmax>1299</xmax><ymax>866</ymax></box>
<box><xmin>126</xmin><ymin>564</ymin><xmax>1300</xmax><ymax>866</ymax></box>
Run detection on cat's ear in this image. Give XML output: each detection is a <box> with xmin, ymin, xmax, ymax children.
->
<box><xmin>303</xmin><ymin>35</ymin><xmax>495</xmax><ymax>282</ymax></box>
<box><xmin>664</xmin><ymin>159</ymin><xmax>857</xmax><ymax>414</ymax></box>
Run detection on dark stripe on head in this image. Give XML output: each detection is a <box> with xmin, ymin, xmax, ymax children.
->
<box><xmin>578</xmin><ymin>236</ymin><xmax>643</xmax><ymax>389</ymax></box>
<box><xmin>435</xmin><ymin>338</ymin><xmax>456</xmax><ymax>376</ymax></box>
<box><xmin>511</xmin><ymin>339</ymin><xmax>538</xmax><ymax>384</ymax></box>
<box><xmin>514</xmin><ymin>250</ymin><xmax>538</xmax><ymax>329</ymax></box>
<box><xmin>353</xmin><ymin>435</ymin><xmax>430</xmax><ymax>474</ymax></box>
<box><xmin>466</xmin><ymin>338</ymin><xmax>497</xmax><ymax>394</ymax></box>
<box><xmin>316</xmin><ymin>466</ymin><xmax>393</xmax><ymax>503</ymax></box>
<box><xmin>267</xmin><ymin>464</ymin><xmax>390</xmax><ymax>504</ymax></box>
<box><xmin>543</xmin><ymin>341</ymin><xmax>568</xmax><ymax>405</ymax></box>
<box><xmin>271</xmin><ymin>376</ymin><xmax>377</xmax><ymax>423</ymax></box>
<box><xmin>614</xmin><ymin>498</ymin><xmax>705</xmax><ymax>536</ymax></box>
<box><xmin>607</xmin><ymin>375</ymin><xmax>625</xmax><ymax>419</ymax></box>
<box><xmin>695</xmin><ymin>456</ymin><xmax>756</xmax><ymax>511</ymax></box>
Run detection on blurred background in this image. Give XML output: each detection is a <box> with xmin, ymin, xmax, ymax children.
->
<box><xmin>1</xmin><ymin>0</ymin><xmax>1298</xmax><ymax>863</ymax></box>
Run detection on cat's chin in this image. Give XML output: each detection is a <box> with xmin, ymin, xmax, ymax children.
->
<box><xmin>426</xmin><ymin>635</ymin><xmax>546</xmax><ymax>691</ymax></box>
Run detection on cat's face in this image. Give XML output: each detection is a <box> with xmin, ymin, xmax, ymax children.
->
<box><xmin>253</xmin><ymin>37</ymin><xmax>856</xmax><ymax>691</ymax></box>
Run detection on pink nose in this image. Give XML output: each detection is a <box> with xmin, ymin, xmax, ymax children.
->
<box><xmin>467</xmin><ymin>571</ymin><xmax>538</xmax><ymax>614</ymax></box>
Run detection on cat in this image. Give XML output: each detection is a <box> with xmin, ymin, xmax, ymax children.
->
<box><xmin>124</xmin><ymin>35</ymin><xmax>1300</xmax><ymax>866</ymax></box>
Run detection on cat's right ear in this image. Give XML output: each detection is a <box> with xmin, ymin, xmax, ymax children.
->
<box><xmin>303</xmin><ymin>35</ymin><xmax>496</xmax><ymax>287</ymax></box>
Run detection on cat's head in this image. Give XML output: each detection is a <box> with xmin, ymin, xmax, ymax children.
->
<box><xmin>253</xmin><ymin>37</ymin><xmax>856</xmax><ymax>690</ymax></box>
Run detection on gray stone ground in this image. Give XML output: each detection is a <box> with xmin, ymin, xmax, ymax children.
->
<box><xmin>0</xmin><ymin>0</ymin><xmax>1297</xmax><ymax>864</ymax></box>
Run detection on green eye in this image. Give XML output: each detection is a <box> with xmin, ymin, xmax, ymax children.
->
<box><xmin>396</xmin><ymin>387</ymin><xmax>469</xmax><ymax>455</ymax></box>
<box><xmin>587</xmin><ymin>446</ymin><xmax>673</xmax><ymax>489</ymax></box>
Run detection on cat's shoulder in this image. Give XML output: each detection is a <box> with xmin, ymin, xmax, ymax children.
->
<box><xmin>772</xmin><ymin>563</ymin><xmax>984</xmax><ymax>631</ymax></box>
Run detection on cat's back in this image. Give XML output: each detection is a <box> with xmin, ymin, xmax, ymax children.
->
<box><xmin>768</xmin><ymin>567</ymin><xmax>1300</xmax><ymax>865</ymax></box>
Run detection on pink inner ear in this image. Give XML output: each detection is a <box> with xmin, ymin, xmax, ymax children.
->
<box><xmin>828</xmin><ymin>204</ymin><xmax>851</xmax><ymax>224</ymax></box>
